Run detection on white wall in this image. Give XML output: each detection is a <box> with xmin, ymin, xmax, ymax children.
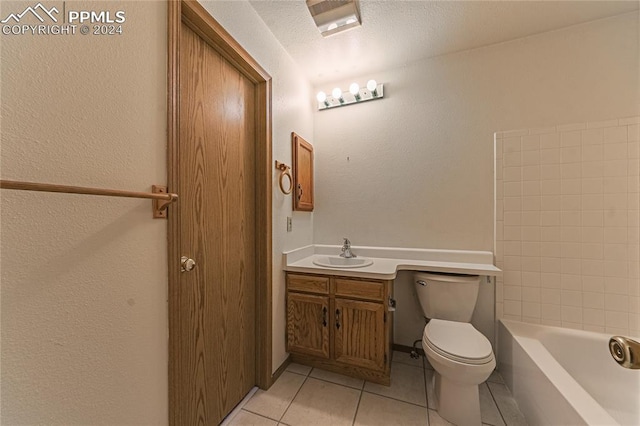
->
<box><xmin>197</xmin><ymin>0</ymin><xmax>315</xmax><ymax>373</ymax></box>
<box><xmin>312</xmin><ymin>13</ymin><xmax>639</xmax><ymax>346</ymax></box>
<box><xmin>1</xmin><ymin>0</ymin><xmax>313</xmax><ymax>424</ymax></box>
<box><xmin>1</xmin><ymin>1</ymin><xmax>168</xmax><ymax>424</ymax></box>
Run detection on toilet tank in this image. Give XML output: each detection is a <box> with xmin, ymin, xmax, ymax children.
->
<box><xmin>413</xmin><ymin>272</ymin><xmax>480</xmax><ymax>322</ymax></box>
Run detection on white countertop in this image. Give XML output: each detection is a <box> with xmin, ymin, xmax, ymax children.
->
<box><xmin>283</xmin><ymin>245</ymin><xmax>502</xmax><ymax>280</ymax></box>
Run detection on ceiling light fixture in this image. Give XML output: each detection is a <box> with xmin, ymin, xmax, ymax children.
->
<box><xmin>306</xmin><ymin>0</ymin><xmax>361</xmax><ymax>37</ymax></box>
<box><xmin>316</xmin><ymin>80</ymin><xmax>384</xmax><ymax>111</ymax></box>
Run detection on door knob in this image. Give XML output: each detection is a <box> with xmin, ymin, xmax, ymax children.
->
<box><xmin>181</xmin><ymin>256</ymin><xmax>196</xmax><ymax>272</ymax></box>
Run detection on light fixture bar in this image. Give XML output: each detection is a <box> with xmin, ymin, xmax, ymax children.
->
<box><xmin>316</xmin><ymin>82</ymin><xmax>384</xmax><ymax>111</ymax></box>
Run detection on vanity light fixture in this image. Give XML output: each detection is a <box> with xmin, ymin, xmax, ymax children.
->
<box><xmin>316</xmin><ymin>79</ymin><xmax>384</xmax><ymax>111</ymax></box>
<box><xmin>316</xmin><ymin>91</ymin><xmax>329</xmax><ymax>107</ymax></box>
<box><xmin>366</xmin><ymin>79</ymin><xmax>378</xmax><ymax>97</ymax></box>
<box><xmin>332</xmin><ymin>87</ymin><xmax>344</xmax><ymax>104</ymax></box>
<box><xmin>349</xmin><ymin>83</ymin><xmax>360</xmax><ymax>101</ymax></box>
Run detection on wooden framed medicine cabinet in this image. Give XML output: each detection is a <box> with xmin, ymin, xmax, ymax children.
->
<box><xmin>292</xmin><ymin>132</ymin><xmax>314</xmax><ymax>211</ymax></box>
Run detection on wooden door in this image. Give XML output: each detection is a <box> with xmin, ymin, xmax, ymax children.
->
<box><xmin>334</xmin><ymin>298</ymin><xmax>386</xmax><ymax>371</ymax></box>
<box><xmin>172</xmin><ymin>20</ymin><xmax>256</xmax><ymax>425</ymax></box>
<box><xmin>287</xmin><ymin>293</ymin><xmax>330</xmax><ymax>359</ymax></box>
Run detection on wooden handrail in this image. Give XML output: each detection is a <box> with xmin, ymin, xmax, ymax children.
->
<box><xmin>0</xmin><ymin>179</ymin><xmax>178</xmax><ymax>218</ymax></box>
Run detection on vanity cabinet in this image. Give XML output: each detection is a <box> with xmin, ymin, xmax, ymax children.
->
<box><xmin>286</xmin><ymin>272</ymin><xmax>393</xmax><ymax>385</ymax></box>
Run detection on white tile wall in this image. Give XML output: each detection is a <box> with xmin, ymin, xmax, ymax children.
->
<box><xmin>496</xmin><ymin>117</ymin><xmax>640</xmax><ymax>336</ymax></box>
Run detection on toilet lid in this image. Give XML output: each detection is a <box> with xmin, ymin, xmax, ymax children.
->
<box><xmin>425</xmin><ymin>319</ymin><xmax>493</xmax><ymax>364</ymax></box>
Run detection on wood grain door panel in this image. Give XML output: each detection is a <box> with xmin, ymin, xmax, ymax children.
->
<box><xmin>287</xmin><ymin>293</ymin><xmax>330</xmax><ymax>359</ymax></box>
<box><xmin>292</xmin><ymin>133</ymin><xmax>314</xmax><ymax>211</ymax></box>
<box><xmin>175</xmin><ymin>21</ymin><xmax>256</xmax><ymax>425</ymax></box>
<box><xmin>334</xmin><ymin>298</ymin><xmax>386</xmax><ymax>371</ymax></box>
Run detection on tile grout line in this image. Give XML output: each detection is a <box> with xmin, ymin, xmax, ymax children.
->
<box><xmin>360</xmin><ymin>389</ymin><xmax>429</xmax><ymax>409</ymax></box>
<box><xmin>239</xmin><ymin>409</ymin><xmax>283</xmax><ymax>424</ymax></box>
<box><xmin>284</xmin><ymin>367</ymin><xmax>311</xmax><ymax>377</ymax></box>
<box><xmin>421</xmin><ymin>356</ymin><xmax>432</xmax><ymax>426</ymax></box>
<box><xmin>278</xmin><ymin>373</ymin><xmax>311</xmax><ymax>423</ymax></box>
<box><xmin>350</xmin><ymin>388</ymin><xmax>365</xmax><ymax>426</ymax></box>
<box><xmin>305</xmin><ymin>374</ymin><xmax>365</xmax><ymax>391</ymax></box>
<box><xmin>422</xmin><ymin>357</ymin><xmax>431</xmax><ymax>413</ymax></box>
<box><xmin>242</xmin><ymin>407</ymin><xmax>280</xmax><ymax>423</ymax></box>
<box><xmin>486</xmin><ymin>381</ymin><xmax>509</xmax><ymax>426</ymax></box>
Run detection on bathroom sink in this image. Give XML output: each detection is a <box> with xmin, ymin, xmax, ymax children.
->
<box><xmin>312</xmin><ymin>256</ymin><xmax>373</xmax><ymax>268</ymax></box>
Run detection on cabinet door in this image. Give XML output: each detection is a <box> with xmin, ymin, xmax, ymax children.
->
<box><xmin>334</xmin><ymin>298</ymin><xmax>386</xmax><ymax>371</ymax></box>
<box><xmin>287</xmin><ymin>292</ymin><xmax>330</xmax><ymax>359</ymax></box>
<box><xmin>292</xmin><ymin>132</ymin><xmax>314</xmax><ymax>211</ymax></box>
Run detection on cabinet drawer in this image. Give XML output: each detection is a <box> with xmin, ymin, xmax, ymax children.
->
<box><xmin>287</xmin><ymin>274</ymin><xmax>329</xmax><ymax>294</ymax></box>
<box><xmin>334</xmin><ymin>278</ymin><xmax>385</xmax><ymax>301</ymax></box>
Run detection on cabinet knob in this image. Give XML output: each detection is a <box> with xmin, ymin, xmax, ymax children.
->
<box><xmin>335</xmin><ymin>308</ymin><xmax>341</xmax><ymax>329</ymax></box>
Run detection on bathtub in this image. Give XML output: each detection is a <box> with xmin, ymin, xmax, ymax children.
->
<box><xmin>498</xmin><ymin>320</ymin><xmax>640</xmax><ymax>426</ymax></box>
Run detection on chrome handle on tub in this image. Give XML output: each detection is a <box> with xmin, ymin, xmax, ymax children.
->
<box><xmin>416</xmin><ymin>280</ymin><xmax>427</xmax><ymax>286</ymax></box>
<box><xmin>609</xmin><ymin>336</ymin><xmax>640</xmax><ymax>369</ymax></box>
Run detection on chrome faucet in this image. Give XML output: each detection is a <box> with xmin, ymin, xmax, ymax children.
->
<box><xmin>340</xmin><ymin>238</ymin><xmax>356</xmax><ymax>258</ymax></box>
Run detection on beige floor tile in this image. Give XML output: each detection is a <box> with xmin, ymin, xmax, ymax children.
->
<box><xmin>392</xmin><ymin>350</ymin><xmax>424</xmax><ymax>369</ymax></box>
<box><xmin>281</xmin><ymin>377</ymin><xmax>361</xmax><ymax>426</ymax></box>
<box><xmin>364</xmin><ymin>362</ymin><xmax>426</xmax><ymax>407</ymax></box>
<box><xmin>424</xmin><ymin>368</ymin><xmax>436</xmax><ymax>409</ymax></box>
<box><xmin>309</xmin><ymin>367</ymin><xmax>364</xmax><ymax>389</ymax></box>
<box><xmin>285</xmin><ymin>363</ymin><xmax>312</xmax><ymax>376</ymax></box>
<box><xmin>487</xmin><ymin>369</ymin><xmax>505</xmax><ymax>384</ymax></box>
<box><xmin>354</xmin><ymin>392</ymin><xmax>428</xmax><ymax>426</ymax></box>
<box><xmin>480</xmin><ymin>382</ymin><xmax>505</xmax><ymax>426</ymax></box>
<box><xmin>228</xmin><ymin>410</ymin><xmax>279</xmax><ymax>426</ymax></box>
<box><xmin>243</xmin><ymin>372</ymin><xmax>305</xmax><ymax>421</ymax></box>
<box><xmin>428</xmin><ymin>409</ymin><xmax>455</xmax><ymax>426</ymax></box>
<box><xmin>487</xmin><ymin>382</ymin><xmax>528</xmax><ymax>426</ymax></box>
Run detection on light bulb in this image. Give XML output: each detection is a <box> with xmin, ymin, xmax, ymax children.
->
<box><xmin>349</xmin><ymin>83</ymin><xmax>360</xmax><ymax>95</ymax></box>
<box><xmin>366</xmin><ymin>79</ymin><xmax>377</xmax><ymax>91</ymax></box>
<box><xmin>332</xmin><ymin>87</ymin><xmax>342</xmax><ymax>99</ymax></box>
<box><xmin>316</xmin><ymin>91</ymin><xmax>327</xmax><ymax>103</ymax></box>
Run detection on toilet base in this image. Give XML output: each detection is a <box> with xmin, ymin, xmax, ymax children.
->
<box><xmin>433</xmin><ymin>371</ymin><xmax>482</xmax><ymax>426</ymax></box>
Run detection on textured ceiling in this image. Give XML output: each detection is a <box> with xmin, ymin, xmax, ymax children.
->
<box><xmin>249</xmin><ymin>1</ymin><xmax>639</xmax><ymax>85</ymax></box>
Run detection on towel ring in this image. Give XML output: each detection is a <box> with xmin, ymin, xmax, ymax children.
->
<box><xmin>275</xmin><ymin>161</ymin><xmax>293</xmax><ymax>195</ymax></box>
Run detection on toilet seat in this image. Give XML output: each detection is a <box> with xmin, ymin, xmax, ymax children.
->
<box><xmin>424</xmin><ymin>319</ymin><xmax>494</xmax><ymax>365</ymax></box>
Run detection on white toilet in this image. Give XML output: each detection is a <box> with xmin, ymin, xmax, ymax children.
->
<box><xmin>414</xmin><ymin>272</ymin><xmax>495</xmax><ymax>426</ymax></box>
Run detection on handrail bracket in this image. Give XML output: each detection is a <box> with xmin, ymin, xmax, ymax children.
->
<box><xmin>152</xmin><ymin>185</ymin><xmax>176</xmax><ymax>219</ymax></box>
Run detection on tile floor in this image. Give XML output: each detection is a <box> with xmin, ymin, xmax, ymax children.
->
<box><xmin>224</xmin><ymin>351</ymin><xmax>528</xmax><ymax>426</ymax></box>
